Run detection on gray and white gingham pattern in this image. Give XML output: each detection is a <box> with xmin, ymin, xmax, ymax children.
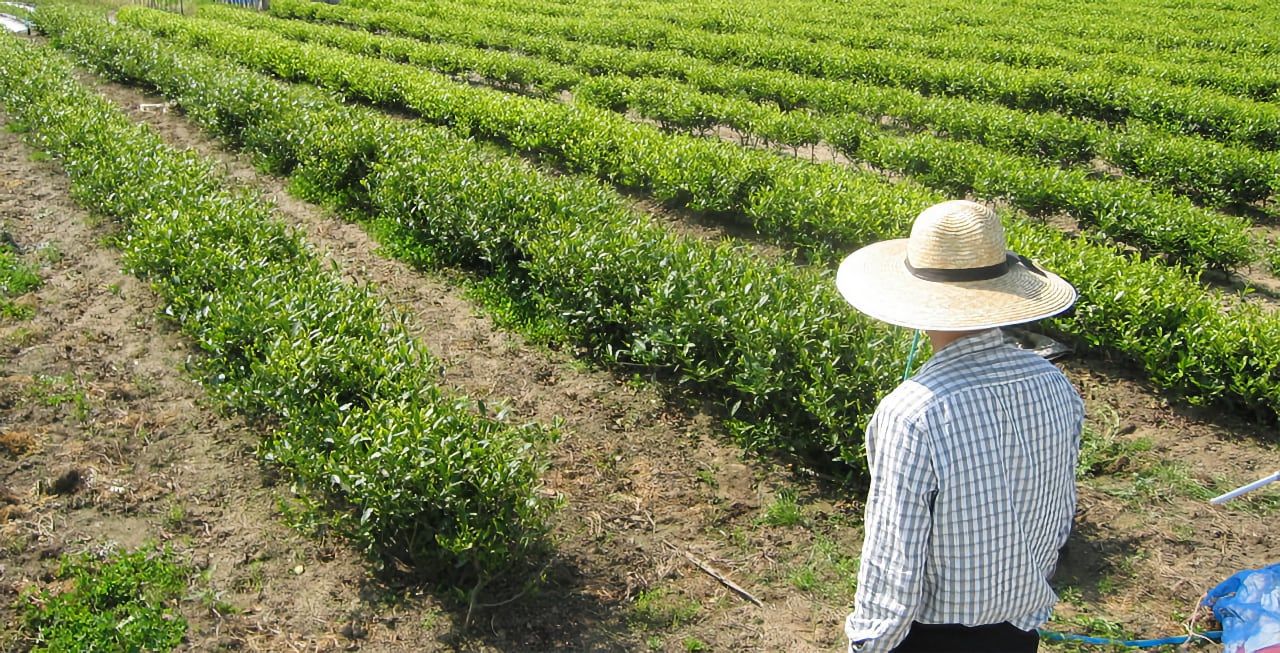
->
<box><xmin>846</xmin><ymin>328</ymin><xmax>1083</xmax><ymax>653</ymax></box>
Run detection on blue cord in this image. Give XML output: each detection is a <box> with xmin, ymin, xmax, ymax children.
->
<box><xmin>902</xmin><ymin>330</ymin><xmax>921</xmax><ymax>381</ymax></box>
<box><xmin>1038</xmin><ymin>629</ymin><xmax>1222</xmax><ymax>648</ymax></box>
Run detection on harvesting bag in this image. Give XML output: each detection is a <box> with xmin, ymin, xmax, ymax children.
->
<box><xmin>1203</xmin><ymin>563</ymin><xmax>1280</xmax><ymax>653</ymax></box>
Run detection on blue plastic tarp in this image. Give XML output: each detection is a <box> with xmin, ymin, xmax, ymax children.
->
<box><xmin>1204</xmin><ymin>563</ymin><xmax>1280</xmax><ymax>653</ymax></box>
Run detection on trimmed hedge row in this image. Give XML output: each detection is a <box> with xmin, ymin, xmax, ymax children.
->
<box><xmin>43</xmin><ymin>7</ymin><xmax>1280</xmax><ymax>428</ymax></box>
<box><xmin>342</xmin><ymin>0</ymin><xmax>1280</xmax><ymax>149</ymax></box>
<box><xmin>574</xmin><ymin>75</ymin><xmax>1262</xmax><ymax>271</ymax></box>
<box><xmin>196</xmin><ymin>2</ymin><xmax>581</xmax><ymax>95</ymax></box>
<box><xmin>38</xmin><ymin>4</ymin><xmax>919</xmax><ymax>472</ymax></box>
<box><xmin>126</xmin><ymin>7</ymin><xmax>1260</xmax><ymax>271</ymax></box>
<box><xmin>0</xmin><ymin>33</ymin><xmax>554</xmax><ymax>584</ymax></box>
<box><xmin>419</xmin><ymin>0</ymin><xmax>1280</xmax><ymax>102</ymax></box>
<box><xmin>121</xmin><ymin>4</ymin><xmax>937</xmax><ymax>258</ymax></box>
<box><xmin>260</xmin><ymin>0</ymin><xmax>1280</xmax><ymax>208</ymax></box>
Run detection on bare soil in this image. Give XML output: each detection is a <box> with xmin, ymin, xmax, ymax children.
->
<box><xmin>0</xmin><ymin>71</ymin><xmax>1276</xmax><ymax>653</ymax></box>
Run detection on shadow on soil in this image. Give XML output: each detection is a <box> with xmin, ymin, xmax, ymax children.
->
<box><xmin>362</xmin><ymin>551</ymin><xmax>633</xmax><ymax>651</ymax></box>
<box><xmin>1052</xmin><ymin>520</ymin><xmax>1147</xmax><ymax>605</ymax></box>
<box><xmin>1057</xmin><ymin>341</ymin><xmax>1280</xmax><ymax>445</ymax></box>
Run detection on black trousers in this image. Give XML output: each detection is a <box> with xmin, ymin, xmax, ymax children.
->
<box><xmin>890</xmin><ymin>622</ymin><xmax>1039</xmax><ymax>652</ymax></box>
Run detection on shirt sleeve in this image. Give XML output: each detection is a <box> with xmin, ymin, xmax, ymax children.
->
<box><xmin>845</xmin><ymin>402</ymin><xmax>937</xmax><ymax>653</ymax></box>
<box><xmin>1054</xmin><ymin>391</ymin><xmax>1085</xmax><ymax>552</ymax></box>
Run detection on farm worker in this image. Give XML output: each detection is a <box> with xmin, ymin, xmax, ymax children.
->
<box><xmin>834</xmin><ymin>200</ymin><xmax>1083</xmax><ymax>653</ymax></box>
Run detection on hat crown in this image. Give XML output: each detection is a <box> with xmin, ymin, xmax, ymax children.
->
<box><xmin>906</xmin><ymin>200</ymin><xmax>1007</xmax><ymax>271</ymax></box>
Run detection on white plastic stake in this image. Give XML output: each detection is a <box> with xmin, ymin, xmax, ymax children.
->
<box><xmin>1209</xmin><ymin>470</ymin><xmax>1280</xmax><ymax>505</ymax></box>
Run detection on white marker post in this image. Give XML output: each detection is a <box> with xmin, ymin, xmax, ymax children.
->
<box><xmin>1209</xmin><ymin>470</ymin><xmax>1280</xmax><ymax>505</ymax></box>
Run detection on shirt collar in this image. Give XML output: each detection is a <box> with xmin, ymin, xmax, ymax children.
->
<box><xmin>914</xmin><ymin>328</ymin><xmax>1005</xmax><ymax>376</ymax></box>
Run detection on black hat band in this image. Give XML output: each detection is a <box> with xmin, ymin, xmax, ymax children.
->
<box><xmin>905</xmin><ymin>252</ymin><xmax>1045</xmax><ymax>283</ymax></box>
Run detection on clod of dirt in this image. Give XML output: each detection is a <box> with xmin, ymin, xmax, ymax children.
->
<box><xmin>0</xmin><ymin>231</ymin><xmax>21</xmax><ymax>254</ymax></box>
<box><xmin>44</xmin><ymin>467</ymin><xmax>84</xmax><ymax>495</ymax></box>
<box><xmin>0</xmin><ymin>375</ymin><xmax>31</xmax><ymax>410</ymax></box>
<box><xmin>0</xmin><ymin>429</ymin><xmax>38</xmax><ymax>457</ymax></box>
<box><xmin>340</xmin><ymin>621</ymin><xmax>368</xmax><ymax>640</ymax></box>
<box><xmin>105</xmin><ymin>382</ymin><xmax>139</xmax><ymax>401</ymax></box>
<box><xmin>0</xmin><ymin>504</ymin><xmax>27</xmax><ymax>523</ymax></box>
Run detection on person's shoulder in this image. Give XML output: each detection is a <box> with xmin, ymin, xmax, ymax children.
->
<box><xmin>875</xmin><ymin>378</ymin><xmax>939</xmax><ymax>425</ymax></box>
<box><xmin>913</xmin><ymin>337</ymin><xmax>1076</xmax><ymax>404</ymax></box>
<box><xmin>995</xmin><ymin>342</ymin><xmax>1083</xmax><ymax>412</ymax></box>
<box><xmin>868</xmin><ymin>382</ymin><xmax>936</xmax><ymax>450</ymax></box>
<box><xmin>1002</xmin><ymin>342</ymin><xmax>1077</xmax><ymax>386</ymax></box>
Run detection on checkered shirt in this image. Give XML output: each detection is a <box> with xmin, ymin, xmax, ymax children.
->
<box><xmin>845</xmin><ymin>328</ymin><xmax>1083</xmax><ymax>653</ymax></box>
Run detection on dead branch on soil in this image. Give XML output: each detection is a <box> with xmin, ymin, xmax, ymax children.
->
<box><xmin>663</xmin><ymin>540</ymin><xmax>763</xmax><ymax>607</ymax></box>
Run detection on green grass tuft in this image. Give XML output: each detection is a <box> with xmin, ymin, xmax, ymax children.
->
<box><xmin>0</xmin><ymin>239</ymin><xmax>40</xmax><ymax>321</ymax></box>
<box><xmin>631</xmin><ymin>587</ymin><xmax>701</xmax><ymax>630</ymax></box>
<box><xmin>19</xmin><ymin>547</ymin><xmax>190</xmax><ymax>653</ymax></box>
<box><xmin>759</xmin><ymin>489</ymin><xmax>806</xmax><ymax>528</ymax></box>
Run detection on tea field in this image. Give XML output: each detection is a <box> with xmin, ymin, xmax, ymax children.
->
<box><xmin>0</xmin><ymin>0</ymin><xmax>1277</xmax><ymax>650</ymax></box>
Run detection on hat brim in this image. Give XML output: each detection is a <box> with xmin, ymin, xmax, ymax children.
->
<box><xmin>836</xmin><ymin>239</ymin><xmax>1077</xmax><ymax>331</ymax></box>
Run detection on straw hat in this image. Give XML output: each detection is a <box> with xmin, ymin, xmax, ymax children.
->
<box><xmin>836</xmin><ymin>200</ymin><xmax>1076</xmax><ymax>331</ymax></box>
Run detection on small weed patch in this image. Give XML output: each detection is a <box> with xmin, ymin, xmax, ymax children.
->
<box><xmin>683</xmin><ymin>637</ymin><xmax>709</xmax><ymax>651</ymax></box>
<box><xmin>0</xmin><ymin>237</ymin><xmax>40</xmax><ymax>322</ymax></box>
<box><xmin>1077</xmin><ymin>407</ymin><xmax>1152</xmax><ymax>478</ymax></box>
<box><xmin>785</xmin><ymin>536</ymin><xmax>859</xmax><ymax>602</ymax></box>
<box><xmin>631</xmin><ymin>587</ymin><xmax>700</xmax><ymax>630</ymax></box>
<box><xmin>18</xmin><ymin>547</ymin><xmax>190</xmax><ymax>652</ymax></box>
<box><xmin>25</xmin><ymin>374</ymin><xmax>91</xmax><ymax>422</ymax></box>
<box><xmin>1103</xmin><ymin>461</ymin><xmax>1214</xmax><ymax>506</ymax></box>
<box><xmin>1044</xmin><ymin>614</ymin><xmax>1133</xmax><ymax>652</ymax></box>
<box><xmin>759</xmin><ymin>489</ymin><xmax>805</xmax><ymax>527</ymax></box>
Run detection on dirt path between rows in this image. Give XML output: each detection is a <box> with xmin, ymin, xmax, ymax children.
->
<box><xmin>3</xmin><ymin>57</ymin><xmax>1278</xmax><ymax>652</ymax></box>
<box><xmin>40</xmin><ymin>73</ymin><xmax>849</xmax><ymax>651</ymax></box>
<box><xmin>0</xmin><ymin>113</ymin><xmax>409</xmax><ymax>651</ymax></box>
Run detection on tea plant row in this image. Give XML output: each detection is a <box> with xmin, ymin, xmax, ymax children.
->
<box><xmin>38</xmin><ymin>4</ymin><xmax>924</xmax><ymax>472</ymax></box>
<box><xmin>381</xmin><ymin>0</ymin><xmax>1280</xmax><ymax>61</ymax></box>
<box><xmin>341</xmin><ymin>0</ymin><xmax>1280</xmax><ymax>149</ymax></box>
<box><xmin>0</xmin><ymin>33</ymin><xmax>554</xmax><ymax>585</ymax></box>
<box><xmin>136</xmin><ymin>6</ymin><xmax>1263</xmax><ymax>271</ymax></box>
<box><xmin>572</xmin><ymin>75</ymin><xmax>1264</xmax><ymax>272</ymax></box>
<box><xmin>721</xmin><ymin>0</ymin><xmax>1280</xmax><ymax>58</ymax></box>
<box><xmin>38</xmin><ymin>7</ymin><xmax>1280</xmax><ymax>437</ymax></box>
<box><xmin>262</xmin><ymin>0</ymin><xmax>1280</xmax><ymax>209</ymax></box>
<box><xmin>420</xmin><ymin>0</ymin><xmax>1280</xmax><ymax>102</ymax></box>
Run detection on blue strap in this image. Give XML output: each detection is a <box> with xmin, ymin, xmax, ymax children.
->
<box><xmin>1038</xmin><ymin>629</ymin><xmax>1222</xmax><ymax>648</ymax></box>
